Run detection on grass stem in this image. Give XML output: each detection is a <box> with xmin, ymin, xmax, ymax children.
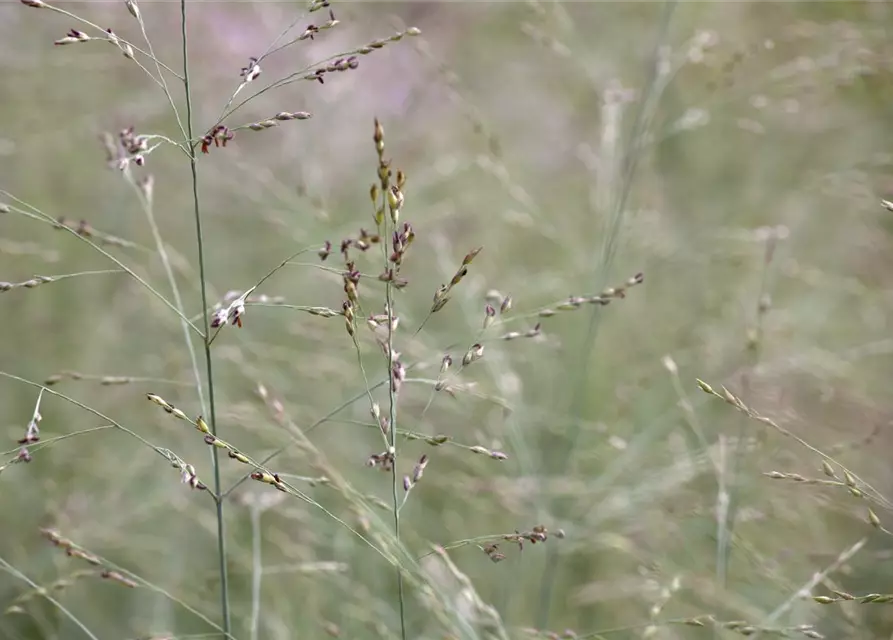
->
<box><xmin>180</xmin><ymin>0</ymin><xmax>230</xmax><ymax>635</ymax></box>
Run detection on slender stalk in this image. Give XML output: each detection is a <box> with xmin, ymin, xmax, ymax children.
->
<box><xmin>373</xmin><ymin>118</ymin><xmax>407</xmax><ymax>639</ymax></box>
<box><xmin>379</xmin><ymin>191</ymin><xmax>407</xmax><ymax>638</ymax></box>
<box><xmin>250</xmin><ymin>505</ymin><xmax>263</xmax><ymax>640</ymax></box>
<box><xmin>132</xmin><ymin>7</ymin><xmax>187</xmax><ymax>140</ymax></box>
<box><xmin>125</xmin><ymin>171</ymin><xmax>207</xmax><ymax>416</ymax></box>
<box><xmin>386</xmin><ymin>276</ymin><xmax>407</xmax><ymax>640</ymax></box>
<box><xmin>0</xmin><ymin>557</ymin><xmax>100</xmax><ymax>640</ymax></box>
<box><xmin>0</xmin><ymin>192</ymin><xmax>203</xmax><ymax>335</ymax></box>
<box><xmin>179</xmin><ymin>1</ymin><xmax>230</xmax><ymax>635</ymax></box>
<box><xmin>716</xmin><ymin>235</ymin><xmax>778</xmax><ymax>606</ymax></box>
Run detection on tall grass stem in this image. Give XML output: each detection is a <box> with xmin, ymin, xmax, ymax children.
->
<box><xmin>179</xmin><ymin>0</ymin><xmax>231</xmax><ymax>635</ymax></box>
<box><xmin>385</xmin><ymin>216</ymin><xmax>407</xmax><ymax>640</ymax></box>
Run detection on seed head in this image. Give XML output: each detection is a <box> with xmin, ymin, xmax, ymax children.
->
<box><xmin>483</xmin><ymin>304</ymin><xmax>496</xmax><ymax>329</ymax></box>
<box><xmin>54</xmin><ymin>29</ymin><xmax>90</xmax><ymax>46</ymax></box>
<box><xmin>462</xmin><ymin>343</ymin><xmax>484</xmax><ymax>366</ymax></box>
<box><xmin>412</xmin><ymin>454</ymin><xmax>429</xmax><ymax>483</ymax></box>
<box><xmin>125</xmin><ymin>0</ymin><xmax>141</xmax><ymax>20</ymax></box>
<box><xmin>210</xmin><ymin>308</ymin><xmax>228</xmax><ymax>329</ymax></box>
<box><xmin>180</xmin><ymin>463</ymin><xmax>206</xmax><ymax>490</ymax></box>
<box><xmin>391</xmin><ymin>359</ymin><xmax>406</xmax><ymax>393</ymax></box>
<box><xmin>462</xmin><ymin>247</ymin><xmax>483</xmax><ymax>266</ymax></box>
<box><xmin>321</xmin><ymin>9</ymin><xmax>339</xmax><ymax>29</ymax></box>
<box><xmin>240</xmin><ymin>57</ymin><xmax>261</xmax><ymax>82</ymax></box>
<box><xmin>387</xmin><ymin>185</ymin><xmax>404</xmax><ymax>210</ymax></box>
<box><xmin>146</xmin><ymin>393</ymin><xmax>171</xmax><ymax>410</ymax></box>
<box><xmin>343</xmin><ymin>301</ymin><xmax>356</xmax><ymax>337</ymax></box>
<box><xmin>227</xmin><ymin>298</ymin><xmax>245</xmax><ymax>328</ymax></box>
<box><xmin>373</xmin><ymin>118</ymin><xmax>384</xmax><ymax>152</ymax></box>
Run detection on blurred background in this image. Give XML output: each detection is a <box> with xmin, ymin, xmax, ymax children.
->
<box><xmin>2</xmin><ymin>1</ymin><xmax>893</xmax><ymax>638</ymax></box>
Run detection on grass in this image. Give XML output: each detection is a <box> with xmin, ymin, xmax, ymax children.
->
<box><xmin>2</xmin><ymin>1</ymin><xmax>893</xmax><ymax>639</ymax></box>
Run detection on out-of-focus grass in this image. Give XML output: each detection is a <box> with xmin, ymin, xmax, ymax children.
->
<box><xmin>2</xmin><ymin>1</ymin><xmax>893</xmax><ymax>639</ymax></box>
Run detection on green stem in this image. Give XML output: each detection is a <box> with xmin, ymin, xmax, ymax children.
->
<box><xmin>180</xmin><ymin>1</ymin><xmax>230</xmax><ymax>635</ymax></box>
<box><xmin>380</xmin><ymin>178</ymin><xmax>407</xmax><ymax>638</ymax></box>
<box><xmin>386</xmin><ymin>277</ymin><xmax>407</xmax><ymax>640</ymax></box>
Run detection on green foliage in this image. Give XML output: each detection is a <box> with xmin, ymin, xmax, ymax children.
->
<box><xmin>1</xmin><ymin>1</ymin><xmax>893</xmax><ymax>639</ymax></box>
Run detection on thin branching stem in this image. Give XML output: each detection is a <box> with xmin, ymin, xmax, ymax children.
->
<box><xmin>0</xmin><ymin>372</ymin><xmax>192</xmax><ymax>467</ymax></box>
<box><xmin>387</xmin><ymin>264</ymin><xmax>407</xmax><ymax>640</ymax></box>
<box><xmin>179</xmin><ymin>0</ymin><xmax>230</xmax><ymax>634</ymax></box>
<box><xmin>249</xmin><ymin>505</ymin><xmax>263</xmax><ymax>640</ymax></box>
<box><xmin>130</xmin><ymin>7</ymin><xmax>187</xmax><ymax>139</ymax></box>
<box><xmin>380</xmin><ymin>161</ymin><xmax>407</xmax><ymax>640</ymax></box>
<box><xmin>716</xmin><ymin>237</ymin><xmax>778</xmax><ymax>594</ymax></box>
<box><xmin>0</xmin><ymin>557</ymin><xmax>100</xmax><ymax>640</ymax></box>
<box><xmin>124</xmin><ymin>169</ymin><xmax>207</xmax><ymax>418</ymax></box>
<box><xmin>0</xmin><ymin>193</ymin><xmax>202</xmax><ymax>335</ymax></box>
<box><xmin>42</xmin><ymin>4</ymin><xmax>183</xmax><ymax>79</ymax></box>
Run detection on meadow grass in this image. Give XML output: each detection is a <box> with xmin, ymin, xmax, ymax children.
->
<box><xmin>1</xmin><ymin>1</ymin><xmax>893</xmax><ymax>639</ymax></box>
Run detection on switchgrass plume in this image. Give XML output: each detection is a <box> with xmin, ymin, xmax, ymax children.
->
<box><xmin>418</xmin><ymin>545</ymin><xmax>510</xmax><ymax>640</ymax></box>
<box><xmin>0</xmin><ymin>269</ymin><xmax>125</xmax><ymax>293</ymax></box>
<box><xmin>518</xmin><ymin>617</ymin><xmax>826</xmax><ymax>640</ymax></box>
<box><xmin>1</xmin><ymin>389</ymin><xmax>44</xmax><ymax>472</ymax></box>
<box><xmin>696</xmin><ymin>378</ymin><xmax>893</xmax><ymax>513</ymax></box>
<box><xmin>0</xmin><ymin>194</ymin><xmax>147</xmax><ymax>251</ymax></box>
<box><xmin>1</xmin><ymin>528</ymin><xmax>229</xmax><ymax>638</ymax></box>
<box><xmin>0</xmin><ymin>193</ymin><xmax>201</xmax><ymax>333</ymax></box>
<box><xmin>0</xmin><ymin>555</ymin><xmax>101</xmax><ymax>640</ymax></box>
<box><xmin>6</xmin><ymin>1</ymin><xmax>883</xmax><ymax>639</ymax></box>
<box><xmin>0</xmin><ymin>371</ymin><xmax>220</xmax><ymax>499</ymax></box>
<box><xmin>6</xmin><ymin>3</ymin><xmax>422</xmax><ymax>633</ymax></box>
<box><xmin>42</xmin><ymin>371</ymin><xmax>194</xmax><ymax>388</ymax></box>
<box><xmin>761</xmin><ymin>469</ymin><xmax>892</xmax><ymax>536</ymax></box>
<box><xmin>753</xmin><ymin>537</ymin><xmax>868</xmax><ymax>639</ymax></box>
<box><xmin>249</xmin><ymin>378</ymin><xmax>520</xmax><ymax>640</ymax></box>
<box><xmin>0</xmin><ymin>425</ymin><xmax>116</xmax><ymax>473</ymax></box>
